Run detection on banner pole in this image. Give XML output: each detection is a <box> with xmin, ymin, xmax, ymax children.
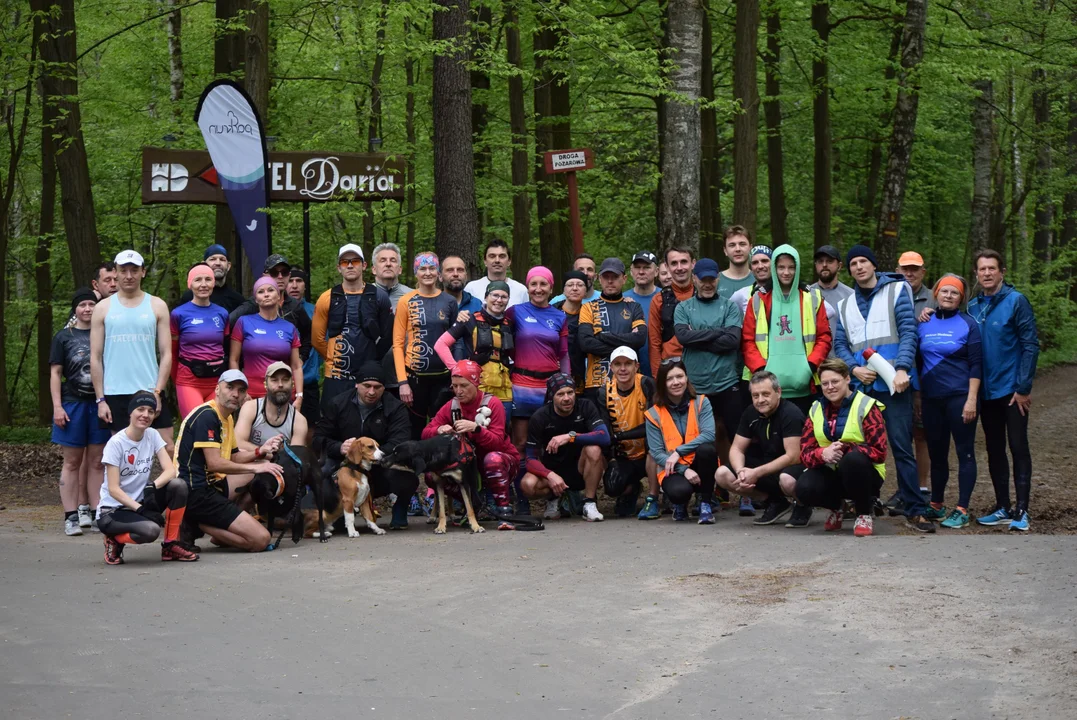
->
<box><xmin>303</xmin><ymin>201</ymin><xmax>312</xmax><ymax>302</ymax></box>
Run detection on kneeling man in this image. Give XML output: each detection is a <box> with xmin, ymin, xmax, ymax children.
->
<box><xmin>236</xmin><ymin>361</ymin><xmax>309</xmax><ymax>451</ymax></box>
<box><xmin>422</xmin><ymin>360</ymin><xmax>520</xmax><ymax>517</ymax></box>
<box><xmin>519</xmin><ymin>373</ymin><xmax>610</xmax><ymax>521</ymax></box>
<box><xmin>715</xmin><ymin>371</ymin><xmax>809</xmax><ymax>527</ymax></box>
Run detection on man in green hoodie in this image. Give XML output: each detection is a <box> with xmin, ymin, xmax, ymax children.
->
<box><xmin>741</xmin><ymin>245</ymin><xmax>832</xmax><ymax>416</ymax></box>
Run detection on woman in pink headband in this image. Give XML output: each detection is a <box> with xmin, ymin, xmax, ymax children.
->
<box><xmin>229</xmin><ymin>275</ymin><xmax>304</xmax><ymax>404</ymax></box>
<box><xmin>171</xmin><ymin>264</ymin><xmax>231</xmax><ymax>417</ymax></box>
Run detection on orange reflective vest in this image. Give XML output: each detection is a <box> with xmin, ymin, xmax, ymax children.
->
<box><xmin>644</xmin><ymin>395</ymin><xmax>704</xmax><ymax>485</ymax></box>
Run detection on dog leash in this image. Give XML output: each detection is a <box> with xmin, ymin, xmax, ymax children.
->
<box><xmin>266</xmin><ymin>443</ymin><xmax>306</xmax><ymax>551</ymax></box>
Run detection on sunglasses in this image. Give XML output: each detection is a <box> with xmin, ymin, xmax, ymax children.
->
<box><xmin>339</xmin><ymin>259</ymin><xmax>363</xmax><ymax>268</ymax></box>
<box><xmin>267</xmin><ymin>267</ymin><xmax>290</xmax><ymax>278</ymax></box>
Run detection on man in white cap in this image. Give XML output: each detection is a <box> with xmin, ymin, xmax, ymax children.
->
<box><xmin>174</xmin><ymin>369</ymin><xmax>282</xmax><ymax>552</ymax></box>
<box><xmin>595</xmin><ymin>346</ymin><xmax>659</xmax><ymax>519</ymax></box>
<box><xmin>90</xmin><ymin>250</ymin><xmax>175</xmax><ymax>455</ymax></box>
<box><xmin>311</xmin><ymin>243</ymin><xmax>393</xmax><ymax>408</ymax></box>
<box><xmin>235</xmin><ymin>361</ymin><xmax>309</xmax><ymax>452</ymax></box>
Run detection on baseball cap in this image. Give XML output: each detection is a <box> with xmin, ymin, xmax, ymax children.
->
<box><xmin>219</xmin><ymin>369</ymin><xmax>249</xmax><ymax>387</ymax></box>
<box><xmin>338</xmin><ymin>243</ymin><xmax>365</xmax><ymax>261</ymax></box>
<box><xmin>814</xmin><ymin>245</ymin><xmax>842</xmax><ymax>261</ymax></box>
<box><xmin>693</xmin><ymin>258</ymin><xmax>719</xmax><ymax>279</ymax></box>
<box><xmin>610</xmin><ymin>346</ymin><xmax>638</xmax><ymax>363</ymax></box>
<box><xmin>263</xmin><ymin>254</ymin><xmax>290</xmax><ymax>273</ymax></box>
<box><xmin>114</xmin><ymin>249</ymin><xmax>144</xmax><ymax>267</ymax></box>
<box><xmin>599</xmin><ymin>257</ymin><xmax>626</xmax><ymax>276</ymax></box>
<box><xmin>898</xmin><ymin>251</ymin><xmax>925</xmax><ymax>267</ymax></box>
<box><xmin>265</xmin><ymin>361</ymin><xmax>293</xmax><ymax>379</ymax></box>
<box><xmin>631</xmin><ymin>251</ymin><xmax>658</xmax><ymax>265</ymax></box>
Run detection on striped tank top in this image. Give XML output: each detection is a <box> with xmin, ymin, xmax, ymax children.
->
<box><xmin>103</xmin><ymin>292</ymin><xmax>159</xmax><ymax>395</ymax></box>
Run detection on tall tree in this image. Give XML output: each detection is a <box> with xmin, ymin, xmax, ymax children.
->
<box><xmin>470</xmin><ymin>0</ymin><xmax>493</xmax><ymax>240</ymax></box>
<box><xmin>33</xmin><ymin>0</ymin><xmax>100</xmax><ymax>285</ymax></box>
<box><xmin>505</xmin><ymin>0</ymin><xmax>531</xmax><ymax>270</ymax></box>
<box><xmin>811</xmin><ymin>1</ymin><xmax>830</xmax><ymax>250</ymax></box>
<box><xmin>1031</xmin><ymin>67</ymin><xmax>1053</xmax><ymax>266</ymax></box>
<box><xmin>862</xmin><ymin>25</ymin><xmax>902</xmax><ymax>231</ymax></box>
<box><xmin>214</xmin><ymin>0</ymin><xmax>245</xmax><ymax>285</ymax></box>
<box><xmin>37</xmin><ymin>88</ymin><xmax>57</xmax><ymax>425</ymax></box>
<box><xmin>763</xmin><ymin>1</ymin><xmax>788</xmax><ymax>247</ymax></box>
<box><xmin>699</xmin><ymin>0</ymin><xmax>722</xmax><ymax>259</ymax></box>
<box><xmin>533</xmin><ymin>10</ymin><xmax>572</xmax><ymax>277</ymax></box>
<box><xmin>969</xmin><ymin>79</ymin><xmax>994</xmax><ymax>250</ymax></box>
<box><xmin>659</xmin><ymin>0</ymin><xmax>703</xmax><ymax>255</ymax></box>
<box><xmin>732</xmin><ymin>0</ymin><xmax>759</xmax><ymax>236</ymax></box>
<box><xmin>363</xmin><ymin>0</ymin><xmax>389</xmax><ymax>256</ymax></box>
<box><xmin>432</xmin><ymin>0</ymin><xmax>480</xmax><ymax>275</ymax></box>
<box><xmin>404</xmin><ymin>15</ymin><xmax>417</xmax><ymax>272</ymax></box>
<box><xmin>876</xmin><ymin>0</ymin><xmax>927</xmax><ymax>268</ymax></box>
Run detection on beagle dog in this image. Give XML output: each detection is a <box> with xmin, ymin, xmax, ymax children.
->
<box><xmin>302</xmin><ymin>437</ymin><xmax>385</xmax><ymax>539</ymax></box>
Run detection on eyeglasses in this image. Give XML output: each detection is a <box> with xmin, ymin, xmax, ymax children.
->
<box><xmin>267</xmin><ymin>268</ymin><xmax>290</xmax><ymax>278</ymax></box>
<box><xmin>819</xmin><ymin>380</ymin><xmax>844</xmax><ymax>388</ymax></box>
<box><xmin>339</xmin><ymin>259</ymin><xmax>363</xmax><ymax>268</ymax></box>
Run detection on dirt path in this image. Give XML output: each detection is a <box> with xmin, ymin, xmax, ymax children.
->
<box><xmin>3</xmin><ymin>365</ymin><xmax>1075</xmax><ymax>532</ymax></box>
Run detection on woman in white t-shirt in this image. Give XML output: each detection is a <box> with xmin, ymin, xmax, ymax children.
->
<box><xmin>97</xmin><ymin>391</ymin><xmax>198</xmax><ymax>565</ymax></box>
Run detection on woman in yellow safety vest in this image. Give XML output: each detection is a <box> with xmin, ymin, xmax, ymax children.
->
<box><xmin>643</xmin><ymin>360</ymin><xmax>719</xmax><ymax>524</ymax></box>
<box><xmin>796</xmin><ymin>358</ymin><xmax>889</xmax><ymax>537</ymax></box>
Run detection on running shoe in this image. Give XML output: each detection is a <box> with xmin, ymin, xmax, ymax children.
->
<box><xmin>738</xmin><ymin>497</ymin><xmax>755</xmax><ymax>517</ymax></box>
<box><xmin>698</xmin><ymin>502</ymin><xmax>715</xmax><ymax>525</ymax></box>
<box><xmin>853</xmin><ymin>515</ymin><xmax>873</xmax><ymax>537</ymax></box>
<box><xmin>786</xmin><ymin>504</ymin><xmax>813</xmax><ymax>528</ymax></box>
<box><xmin>544</xmin><ymin>499</ymin><xmax>561</xmax><ymax>520</ymax></box>
<box><xmin>940</xmin><ymin>509</ymin><xmax>969</xmax><ymax>529</ymax></box>
<box><xmin>754</xmin><ymin>499</ymin><xmax>792</xmax><ymax>526</ymax></box>
<box><xmin>887</xmin><ymin>497</ymin><xmax>906</xmax><ymax>517</ymax></box>
<box><xmin>90</xmin><ymin>518</ymin><xmax>100</xmax><ymax>533</ymax></box>
<box><xmin>884</xmin><ymin>491</ymin><xmax>901</xmax><ymax>511</ymax></box>
<box><xmin>64</xmin><ymin>516</ymin><xmax>83</xmax><ymax>536</ymax></box>
<box><xmin>407</xmin><ymin>494</ymin><xmax>424</xmax><ymax>517</ymax></box>
<box><xmin>924</xmin><ymin>504</ymin><xmax>948</xmax><ymax>521</ymax></box>
<box><xmin>977</xmin><ymin>507</ymin><xmax>1012</xmax><ymax>526</ymax></box>
<box><xmin>77</xmin><ymin>504</ymin><xmax>92</xmax><ymax>528</ymax></box>
<box><xmin>161</xmin><ymin>541</ymin><xmax>199</xmax><ymax>562</ymax></box>
<box><xmin>842</xmin><ymin>501</ymin><xmax>856</xmax><ymax>520</ymax></box>
<box><xmin>824</xmin><ymin>509</ymin><xmax>843</xmax><ymax>532</ymax></box>
<box><xmin>672</xmin><ymin>504</ymin><xmax>688</xmax><ymax>522</ymax></box>
<box><xmin>1009</xmin><ymin>511</ymin><xmax>1030</xmax><ymax>532</ymax></box>
<box><xmin>638</xmin><ymin>495</ymin><xmax>660</xmax><ymax>520</ymax></box>
<box><xmin>582</xmin><ymin>501</ymin><xmax>604</xmax><ymax>522</ymax></box>
<box><xmin>904</xmin><ymin>515</ymin><xmax>937</xmax><ymax>533</ymax></box>
<box><xmin>615</xmin><ymin>490</ymin><xmax>639</xmax><ymax>518</ymax></box>
<box><xmin>103</xmin><ymin>536</ymin><xmax>124</xmax><ymax>565</ymax></box>
<box><xmin>177</xmin><ymin>539</ymin><xmax>203</xmax><ymax>554</ymax></box>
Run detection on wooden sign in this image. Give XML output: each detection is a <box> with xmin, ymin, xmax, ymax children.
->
<box><xmin>544</xmin><ymin>148</ymin><xmax>594</xmax><ymax>174</ymax></box>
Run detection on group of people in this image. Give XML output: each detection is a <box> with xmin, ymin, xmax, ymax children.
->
<box><xmin>48</xmin><ymin>226</ymin><xmax>1041</xmax><ymax>564</ymax></box>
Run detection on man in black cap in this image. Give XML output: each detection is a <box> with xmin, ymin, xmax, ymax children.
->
<box><xmin>578</xmin><ymin>257</ymin><xmax>647</xmax><ymax>404</ymax></box>
<box><xmin>179</xmin><ymin>244</ymin><xmax>245</xmax><ymax>313</ymax></box>
<box><xmin>228</xmin><ymin>254</ymin><xmax>312</xmax><ymax>371</ymax></box>
<box><xmin>808</xmin><ymin>244</ymin><xmax>853</xmax><ymax>337</ymax></box>
<box><xmin>313</xmin><ymin>360</ymin><xmax>418</xmax><ymax>530</ymax></box>
<box><xmin>624</xmin><ymin>251</ymin><xmax>660</xmax><ymax>377</ymax></box>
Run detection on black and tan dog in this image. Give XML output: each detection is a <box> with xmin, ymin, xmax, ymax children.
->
<box><xmin>379</xmin><ymin>434</ymin><xmax>484</xmax><ymax>535</ymax></box>
<box><xmin>300</xmin><ymin>437</ymin><xmax>385</xmax><ymax>539</ymax></box>
<box><xmin>244</xmin><ymin>443</ymin><xmax>326</xmax><ymax>545</ymax></box>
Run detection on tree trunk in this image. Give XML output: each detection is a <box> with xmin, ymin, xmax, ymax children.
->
<box><xmin>164</xmin><ymin>0</ymin><xmax>184</xmax><ymax>109</ymax></box>
<box><xmin>159</xmin><ymin>0</ymin><xmax>186</xmax><ymax>305</ymax></box>
<box><xmin>533</xmin><ymin>14</ymin><xmax>572</xmax><ymax>278</ymax></box>
<box><xmin>811</xmin><ymin>1</ymin><xmax>830</xmax><ymax>251</ymax></box>
<box><xmin>37</xmin><ymin>53</ymin><xmax>58</xmax><ymax>425</ymax></box>
<box><xmin>762</xmin><ymin>2</ymin><xmax>787</xmax><ymax>247</ymax></box>
<box><xmin>506</xmin><ymin>1</ymin><xmax>532</xmax><ymax>270</ymax></box>
<box><xmin>732</xmin><ymin>0</ymin><xmax>759</xmax><ymax>237</ymax></box>
<box><xmin>364</xmin><ymin>0</ymin><xmax>389</xmax><ymax>255</ymax></box>
<box><xmin>215</xmin><ymin>0</ymin><xmax>246</xmax><ymax>285</ymax></box>
<box><xmin>471</xmin><ymin>0</ymin><xmax>493</xmax><ymax>241</ymax></box>
<box><xmin>34</xmin><ymin>0</ymin><xmax>100</xmax><ymax>285</ymax></box>
<box><xmin>876</xmin><ymin>0</ymin><xmax>927</xmax><ymax>269</ymax></box>
<box><xmin>658</xmin><ymin>0</ymin><xmax>703</xmax><ymax>255</ymax></box>
<box><xmin>862</xmin><ymin>24</ymin><xmax>902</xmax><ymax>231</ymax></box>
<box><xmin>404</xmin><ymin>16</ymin><xmax>417</xmax><ymax>272</ymax></box>
<box><xmin>699</xmin><ymin>0</ymin><xmax>721</xmax><ymax>259</ymax></box>
<box><xmin>1009</xmin><ymin>68</ymin><xmax>1028</xmax><ymax>275</ymax></box>
<box><xmin>1031</xmin><ymin>67</ymin><xmax>1053</xmax><ymax>266</ymax></box>
<box><xmin>969</xmin><ymin>79</ymin><xmax>993</xmax><ymax>251</ymax></box>
<box><xmin>432</xmin><ymin>0</ymin><xmax>480</xmax><ymax>276</ymax></box>
<box><xmin>1065</xmin><ymin>90</ymin><xmax>1077</xmax><ymax>301</ymax></box>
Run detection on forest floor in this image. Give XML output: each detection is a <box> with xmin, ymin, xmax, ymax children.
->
<box><xmin>1</xmin><ymin>365</ymin><xmax>1075</xmax><ymax>533</ymax></box>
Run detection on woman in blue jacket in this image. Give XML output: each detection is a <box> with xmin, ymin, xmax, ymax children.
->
<box><xmin>917</xmin><ymin>275</ymin><xmax>981</xmax><ymax>529</ymax></box>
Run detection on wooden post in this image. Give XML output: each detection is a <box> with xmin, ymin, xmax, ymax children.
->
<box><xmin>543</xmin><ymin>148</ymin><xmax>594</xmax><ymax>258</ymax></box>
<box><xmin>565</xmin><ymin>172</ymin><xmax>583</xmax><ymax>256</ymax></box>
<box><xmin>302</xmin><ymin>200</ymin><xmax>311</xmax><ymax>301</ymax></box>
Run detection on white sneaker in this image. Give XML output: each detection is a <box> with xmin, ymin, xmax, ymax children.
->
<box><xmin>77</xmin><ymin>504</ymin><xmax>92</xmax><ymax>528</ymax></box>
<box><xmin>582</xmin><ymin>501</ymin><xmax>604</xmax><ymax>522</ymax></box>
<box><xmin>64</xmin><ymin>516</ymin><xmax>83</xmax><ymax>536</ymax></box>
<box><xmin>544</xmin><ymin>499</ymin><xmax>561</xmax><ymax>520</ymax></box>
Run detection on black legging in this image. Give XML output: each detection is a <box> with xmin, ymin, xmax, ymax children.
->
<box><xmin>405</xmin><ymin>372</ymin><xmax>451</xmax><ymax>439</ymax></box>
<box><xmin>97</xmin><ymin>476</ymin><xmax>189</xmax><ymax>544</ymax></box>
<box><xmin>980</xmin><ymin>394</ymin><xmax>1031</xmax><ymax>514</ymax></box>
<box><xmin>661</xmin><ymin>444</ymin><xmax>718</xmax><ymax>506</ymax></box>
<box><xmin>604</xmin><ymin>456</ymin><xmax>647</xmax><ymax>498</ymax></box>
<box><xmin>795</xmin><ymin>449</ymin><xmax>882</xmax><ymax>515</ymax></box>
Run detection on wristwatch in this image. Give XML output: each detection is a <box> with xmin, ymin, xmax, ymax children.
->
<box><xmin>96</xmin><ymin>397</ymin><xmax>106</xmax><ymax>405</ymax></box>
<box><xmin>568</xmin><ymin>431</ymin><xmax>577</xmax><ymax>443</ymax></box>
<box><xmin>296</xmin><ymin>392</ymin><xmax>304</xmax><ymax>398</ymax></box>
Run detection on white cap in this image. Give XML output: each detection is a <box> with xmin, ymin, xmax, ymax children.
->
<box><xmin>338</xmin><ymin>243</ymin><xmax>365</xmax><ymax>261</ymax></box>
<box><xmin>610</xmin><ymin>346</ymin><xmax>638</xmax><ymax>363</ymax></box>
<box><xmin>219</xmin><ymin>369</ymin><xmax>249</xmax><ymax>387</ymax></box>
<box><xmin>114</xmin><ymin>249</ymin><xmax>144</xmax><ymax>267</ymax></box>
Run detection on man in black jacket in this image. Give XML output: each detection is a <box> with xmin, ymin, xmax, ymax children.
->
<box><xmin>228</xmin><ymin>254</ymin><xmax>313</xmax><ymax>367</ymax></box>
<box><xmin>179</xmin><ymin>244</ymin><xmax>245</xmax><ymax>313</ymax></box>
<box><xmin>313</xmin><ymin>361</ymin><xmax>417</xmax><ymax>529</ymax></box>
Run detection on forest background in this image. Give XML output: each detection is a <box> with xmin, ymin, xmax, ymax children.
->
<box><xmin>1</xmin><ymin>0</ymin><xmax>1075</xmax><ymax>429</ymax></box>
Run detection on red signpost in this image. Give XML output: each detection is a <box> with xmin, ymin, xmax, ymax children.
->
<box><xmin>543</xmin><ymin>148</ymin><xmax>594</xmax><ymax>256</ymax></box>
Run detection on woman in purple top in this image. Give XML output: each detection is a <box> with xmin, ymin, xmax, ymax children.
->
<box><xmin>171</xmin><ymin>264</ymin><xmax>230</xmax><ymax>418</ymax></box>
<box><xmin>229</xmin><ymin>276</ymin><xmax>304</xmax><ymax>406</ymax></box>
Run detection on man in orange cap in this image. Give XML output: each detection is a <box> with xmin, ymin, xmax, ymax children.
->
<box><xmin>897</xmin><ymin>250</ymin><xmax>934</xmax><ymax>508</ymax></box>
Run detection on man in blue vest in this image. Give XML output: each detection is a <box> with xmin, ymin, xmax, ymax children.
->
<box><xmin>832</xmin><ymin>245</ymin><xmax>934</xmax><ymax>533</ymax></box>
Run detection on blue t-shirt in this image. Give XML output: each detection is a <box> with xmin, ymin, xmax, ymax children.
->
<box><xmin>170</xmin><ymin>302</ymin><xmax>229</xmax><ymax>385</ymax></box>
<box><xmin>231</xmin><ymin>314</ymin><xmax>301</xmax><ymax>398</ymax></box>
<box><xmin>624</xmin><ymin>287</ymin><xmax>660</xmax><ymax>377</ymax></box>
<box><xmin>505</xmin><ymin>302</ymin><xmax>568</xmax><ymax>389</ymax></box>
<box><xmin>917</xmin><ymin>310</ymin><xmax>982</xmax><ymax>399</ymax></box>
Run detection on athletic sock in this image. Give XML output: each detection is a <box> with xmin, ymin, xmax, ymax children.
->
<box><xmin>65</xmin><ymin>510</ymin><xmax>77</xmax><ymax>521</ymax></box>
<box><xmin>585</xmin><ymin>497</ymin><xmax>596</xmax><ymax>504</ymax></box>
